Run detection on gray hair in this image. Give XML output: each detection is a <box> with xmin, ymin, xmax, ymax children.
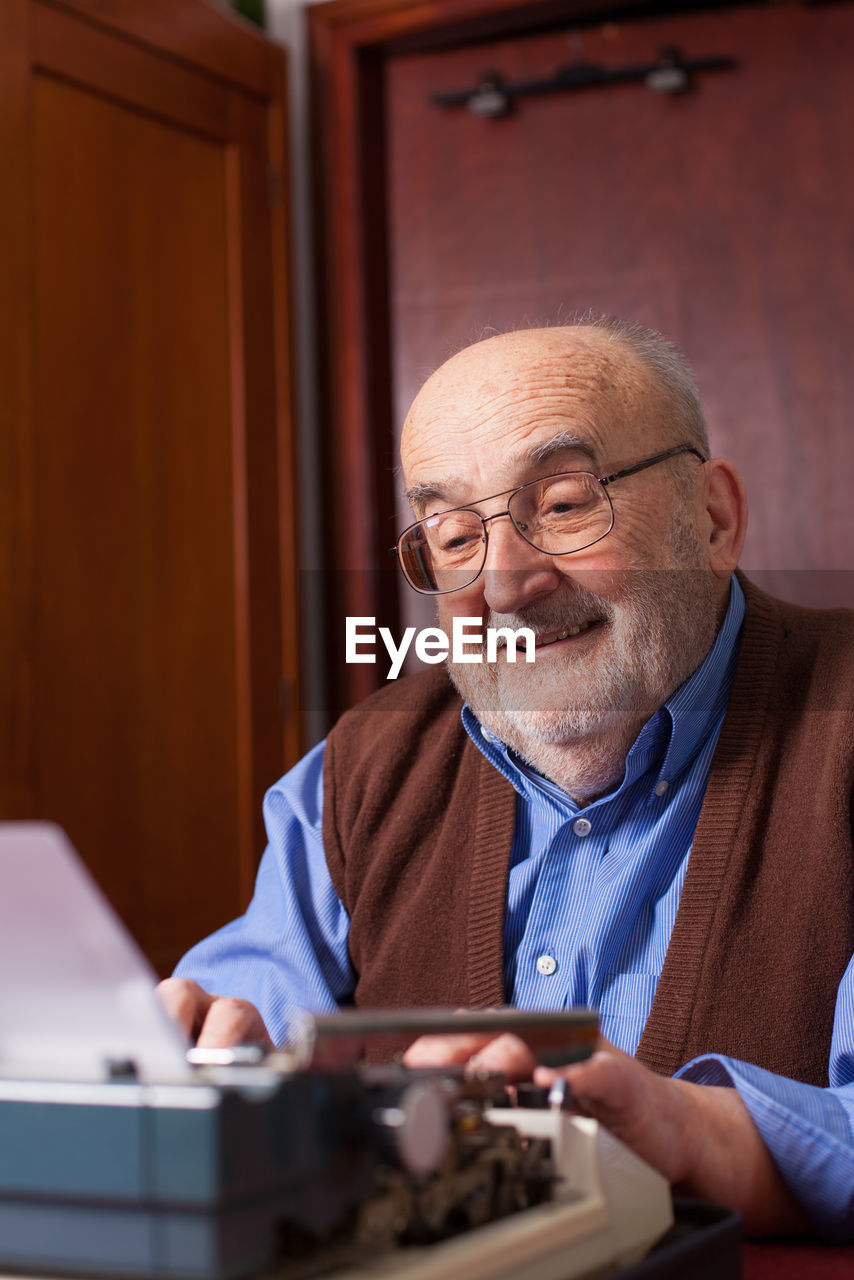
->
<box><xmin>569</xmin><ymin>312</ymin><xmax>710</xmax><ymax>458</ymax></box>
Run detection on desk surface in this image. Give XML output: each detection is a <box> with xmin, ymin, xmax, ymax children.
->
<box><xmin>743</xmin><ymin>1241</ymin><xmax>854</xmax><ymax>1279</ymax></box>
<box><xmin>2</xmin><ymin>1244</ymin><xmax>854</xmax><ymax>1280</ymax></box>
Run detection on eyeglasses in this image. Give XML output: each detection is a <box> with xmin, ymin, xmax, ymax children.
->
<box><xmin>393</xmin><ymin>444</ymin><xmax>707</xmax><ymax>595</ymax></box>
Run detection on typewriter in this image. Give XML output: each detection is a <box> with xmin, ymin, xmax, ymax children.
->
<box><xmin>0</xmin><ymin>824</ymin><xmax>678</xmax><ymax>1280</ymax></box>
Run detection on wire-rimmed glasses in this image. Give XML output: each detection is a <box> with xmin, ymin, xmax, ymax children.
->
<box><xmin>393</xmin><ymin>444</ymin><xmax>707</xmax><ymax>595</ymax></box>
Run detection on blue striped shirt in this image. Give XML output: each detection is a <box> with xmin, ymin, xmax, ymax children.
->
<box><xmin>176</xmin><ymin>577</ymin><xmax>854</xmax><ymax>1238</ymax></box>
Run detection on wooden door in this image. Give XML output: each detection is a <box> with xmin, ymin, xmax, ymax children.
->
<box><xmin>311</xmin><ymin>0</ymin><xmax>854</xmax><ymax>709</ymax></box>
<box><xmin>387</xmin><ymin>1</ymin><xmax>854</xmax><ymax>626</ymax></box>
<box><xmin>0</xmin><ymin>0</ymin><xmax>300</xmax><ymax>973</ymax></box>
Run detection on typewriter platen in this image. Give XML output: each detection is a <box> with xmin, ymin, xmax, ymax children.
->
<box><xmin>0</xmin><ymin>825</ymin><xmax>673</xmax><ymax>1280</ymax></box>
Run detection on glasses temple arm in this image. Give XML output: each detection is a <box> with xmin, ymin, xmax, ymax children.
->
<box><xmin>599</xmin><ymin>444</ymin><xmax>707</xmax><ymax>487</ymax></box>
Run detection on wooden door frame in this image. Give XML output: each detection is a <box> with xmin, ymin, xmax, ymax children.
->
<box><xmin>308</xmin><ymin>0</ymin><xmax>747</xmax><ymax>714</ymax></box>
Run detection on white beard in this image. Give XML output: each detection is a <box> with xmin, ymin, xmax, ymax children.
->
<box><xmin>446</xmin><ymin>525</ymin><xmax>725</xmax><ymax>801</ymax></box>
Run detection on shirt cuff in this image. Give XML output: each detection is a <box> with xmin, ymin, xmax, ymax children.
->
<box><xmin>675</xmin><ymin>1053</ymin><xmax>854</xmax><ymax>1241</ymax></box>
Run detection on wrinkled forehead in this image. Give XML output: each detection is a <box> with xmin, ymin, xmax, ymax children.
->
<box><xmin>400</xmin><ymin>329</ymin><xmax>659</xmax><ymax>491</ymax></box>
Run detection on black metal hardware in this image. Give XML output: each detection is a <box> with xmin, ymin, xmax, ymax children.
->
<box><xmin>433</xmin><ymin>45</ymin><xmax>738</xmax><ymax>117</ymax></box>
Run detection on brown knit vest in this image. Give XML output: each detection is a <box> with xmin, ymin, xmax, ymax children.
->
<box><xmin>323</xmin><ymin>579</ymin><xmax>854</xmax><ymax>1085</ymax></box>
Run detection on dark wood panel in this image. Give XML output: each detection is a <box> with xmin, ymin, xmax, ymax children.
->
<box><xmin>31</xmin><ymin>75</ymin><xmax>244</xmax><ymax>971</ymax></box>
<box><xmin>41</xmin><ymin>0</ymin><xmax>283</xmax><ymax>98</ymax></box>
<box><xmin>311</xmin><ymin>0</ymin><xmax>668</xmax><ymax>53</ymax></box>
<box><xmin>266</xmin><ymin>90</ymin><xmax>303</xmax><ymax>772</ymax></box>
<box><xmin>2</xmin><ymin>0</ymin><xmax>301</xmax><ymax>975</ymax></box>
<box><xmin>0</xmin><ymin>0</ymin><xmax>34</xmax><ymax>819</ymax></box>
<box><xmin>230</xmin><ymin>88</ymin><xmax>303</xmax><ymax>902</ymax></box>
<box><xmin>310</xmin><ymin>20</ymin><xmax>400</xmax><ymax>714</ymax></box>
<box><xmin>33</xmin><ymin>2</ymin><xmax>233</xmax><ymax>140</ymax></box>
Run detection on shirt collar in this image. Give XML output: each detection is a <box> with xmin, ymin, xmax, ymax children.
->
<box><xmin>462</xmin><ymin>575</ymin><xmax>745</xmax><ymax>806</ymax></box>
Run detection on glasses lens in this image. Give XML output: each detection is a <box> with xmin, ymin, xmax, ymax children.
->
<box><xmin>511</xmin><ymin>473</ymin><xmax>612</xmax><ymax>553</ymax></box>
<box><xmin>398</xmin><ymin>509</ymin><xmax>485</xmax><ymax>593</ymax></box>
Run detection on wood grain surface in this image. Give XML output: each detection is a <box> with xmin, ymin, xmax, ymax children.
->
<box><xmin>1</xmin><ymin>0</ymin><xmax>300</xmax><ymax>974</ymax></box>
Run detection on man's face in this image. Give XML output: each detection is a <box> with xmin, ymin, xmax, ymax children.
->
<box><xmin>400</xmin><ymin>329</ymin><xmax>724</xmax><ymax>752</ymax></box>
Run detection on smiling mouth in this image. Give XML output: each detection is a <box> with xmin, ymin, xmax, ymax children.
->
<box><xmin>535</xmin><ymin>618</ymin><xmax>602</xmax><ymax>648</ymax></box>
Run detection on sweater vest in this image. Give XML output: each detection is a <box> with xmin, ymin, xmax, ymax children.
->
<box><xmin>322</xmin><ymin>579</ymin><xmax>854</xmax><ymax>1084</ymax></box>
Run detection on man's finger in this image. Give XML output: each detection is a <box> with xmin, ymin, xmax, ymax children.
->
<box><xmin>156</xmin><ymin>978</ymin><xmax>214</xmax><ymax>1039</ymax></box>
<box><xmin>533</xmin><ymin>1050</ymin><xmax>691</xmax><ymax>1184</ymax></box>
<box><xmin>195</xmin><ymin>996</ymin><xmax>274</xmax><ymax>1050</ymax></box>
<box><xmin>467</xmin><ymin>1033</ymin><xmax>537</xmax><ymax>1082</ymax></box>
<box><xmin>403</xmin><ymin>1031</ymin><xmax>497</xmax><ymax>1068</ymax></box>
<box><xmin>403</xmin><ymin>1030</ymin><xmax>537</xmax><ymax>1081</ymax></box>
<box><xmin>535</xmin><ymin>1051</ymin><xmax>653</xmax><ymax>1127</ymax></box>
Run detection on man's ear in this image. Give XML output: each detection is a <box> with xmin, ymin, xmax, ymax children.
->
<box><xmin>701</xmin><ymin>459</ymin><xmax>748</xmax><ymax>579</ymax></box>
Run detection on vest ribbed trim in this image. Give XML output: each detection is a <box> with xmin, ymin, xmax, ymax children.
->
<box><xmin>637</xmin><ymin>578</ymin><xmax>783</xmax><ymax>1075</ymax></box>
<box><xmin>466</xmin><ymin>757</ymin><xmax>517</xmax><ymax>1007</ymax></box>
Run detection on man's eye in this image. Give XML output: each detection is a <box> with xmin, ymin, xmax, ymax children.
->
<box><xmin>440</xmin><ymin>531</ymin><xmax>479</xmax><ymax>552</ymax></box>
<box><xmin>424</xmin><ymin>512</ymin><xmax>481</xmax><ymax>554</ymax></box>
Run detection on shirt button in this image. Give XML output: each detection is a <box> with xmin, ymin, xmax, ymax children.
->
<box><xmin>654</xmin><ymin>779</ymin><xmax>669</xmax><ymax>797</ymax></box>
<box><xmin>480</xmin><ymin>724</ymin><xmax>493</xmax><ymax>742</ymax></box>
<box><xmin>572</xmin><ymin>817</ymin><xmax>592</xmax><ymax>838</ymax></box>
<box><xmin>536</xmin><ymin>954</ymin><xmax>557</xmax><ymax>976</ymax></box>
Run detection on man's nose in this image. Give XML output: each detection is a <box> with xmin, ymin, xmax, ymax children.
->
<box><xmin>480</xmin><ymin>514</ymin><xmax>562</xmax><ymax>614</ymax></box>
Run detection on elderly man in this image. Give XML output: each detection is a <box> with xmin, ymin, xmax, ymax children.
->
<box><xmin>160</xmin><ymin>319</ymin><xmax>854</xmax><ymax>1239</ymax></box>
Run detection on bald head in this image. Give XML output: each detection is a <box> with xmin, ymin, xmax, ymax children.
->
<box><xmin>401</xmin><ymin>323</ymin><xmax>707</xmax><ymax>510</ymax></box>
<box><xmin>402</xmin><ymin>320</ymin><xmax>707</xmax><ymax>466</ymax></box>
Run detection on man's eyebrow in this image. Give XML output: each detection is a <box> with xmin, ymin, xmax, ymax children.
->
<box><xmin>522</xmin><ymin>431</ymin><xmax>599</xmax><ymax>469</ymax></box>
<box><xmin>404</xmin><ymin>480</ymin><xmax>462</xmax><ymax>513</ymax></box>
<box><xmin>404</xmin><ymin>433</ymin><xmax>598</xmax><ymax>513</ymax></box>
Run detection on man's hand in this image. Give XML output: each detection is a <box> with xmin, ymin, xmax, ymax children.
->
<box><xmin>404</xmin><ymin>1030</ymin><xmax>809</xmax><ymax>1237</ymax></box>
<box><xmin>156</xmin><ymin>978</ymin><xmax>274</xmax><ymax>1051</ymax></box>
<box><xmin>403</xmin><ymin>1029</ymin><xmax>538</xmax><ymax>1080</ymax></box>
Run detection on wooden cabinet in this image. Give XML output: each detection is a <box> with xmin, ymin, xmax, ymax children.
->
<box><xmin>0</xmin><ymin>0</ymin><xmax>300</xmax><ymax>973</ymax></box>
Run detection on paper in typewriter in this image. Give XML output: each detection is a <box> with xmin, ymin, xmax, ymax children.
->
<box><xmin>0</xmin><ymin>822</ymin><xmax>190</xmax><ymax>1083</ymax></box>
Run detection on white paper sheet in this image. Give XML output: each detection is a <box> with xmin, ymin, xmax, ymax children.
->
<box><xmin>0</xmin><ymin>823</ymin><xmax>190</xmax><ymax>1082</ymax></box>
